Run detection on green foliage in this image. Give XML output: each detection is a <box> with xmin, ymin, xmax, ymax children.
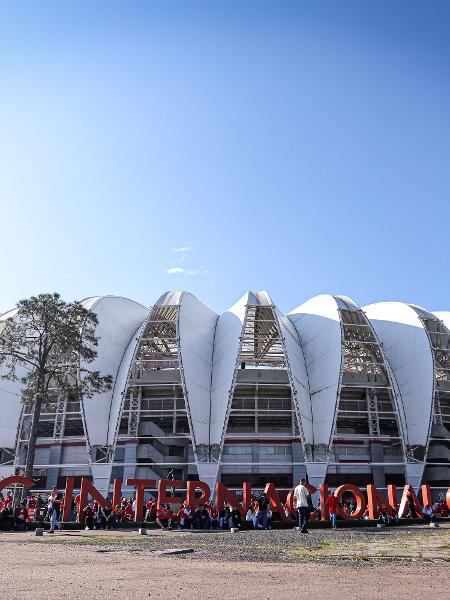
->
<box><xmin>0</xmin><ymin>292</ymin><xmax>113</xmax><ymax>406</ymax></box>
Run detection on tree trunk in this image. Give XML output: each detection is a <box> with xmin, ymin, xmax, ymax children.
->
<box><xmin>22</xmin><ymin>394</ymin><xmax>44</xmax><ymax>498</ymax></box>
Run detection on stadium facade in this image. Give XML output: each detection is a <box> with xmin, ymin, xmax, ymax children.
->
<box><xmin>0</xmin><ymin>292</ymin><xmax>449</xmax><ymax>497</ymax></box>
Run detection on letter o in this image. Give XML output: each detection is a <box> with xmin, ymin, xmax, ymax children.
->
<box><xmin>334</xmin><ymin>484</ymin><xmax>367</xmax><ymax>520</ymax></box>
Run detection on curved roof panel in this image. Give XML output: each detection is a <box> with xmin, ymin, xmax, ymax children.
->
<box><xmin>80</xmin><ymin>296</ymin><xmax>149</xmax><ymax>447</ymax></box>
<box><xmin>178</xmin><ymin>292</ymin><xmax>218</xmax><ymax>447</ymax></box>
<box><xmin>289</xmin><ymin>294</ymin><xmax>342</xmax><ymax>448</ymax></box>
<box><xmin>275</xmin><ymin>308</ymin><xmax>313</xmax><ymax>447</ymax></box>
<box><xmin>363</xmin><ymin>301</ymin><xmax>434</xmax><ymax>448</ymax></box>
<box><xmin>433</xmin><ymin>311</ymin><xmax>450</xmax><ymax>330</ymax></box>
<box><xmin>210</xmin><ymin>292</ymin><xmax>251</xmax><ymax>446</ymax></box>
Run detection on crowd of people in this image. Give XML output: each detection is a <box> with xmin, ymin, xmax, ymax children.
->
<box><xmin>0</xmin><ymin>480</ymin><xmax>447</xmax><ymax>533</ymax></box>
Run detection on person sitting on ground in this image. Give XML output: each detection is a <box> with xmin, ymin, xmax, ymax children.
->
<box><xmin>94</xmin><ymin>502</ymin><xmax>103</xmax><ymax>529</ymax></box>
<box><xmin>229</xmin><ymin>506</ymin><xmax>242</xmax><ymax>529</ymax></box>
<box><xmin>112</xmin><ymin>504</ymin><xmax>123</xmax><ymax>525</ymax></box>
<box><xmin>391</xmin><ymin>505</ymin><xmax>399</xmax><ymax>526</ymax></box>
<box><xmin>439</xmin><ymin>500</ymin><xmax>448</xmax><ymax>517</ymax></box>
<box><xmin>180</xmin><ymin>502</ymin><xmax>193</xmax><ymax>529</ymax></box>
<box><xmin>422</xmin><ymin>504</ymin><xmax>438</xmax><ymax>525</ymax></box>
<box><xmin>123</xmin><ymin>502</ymin><xmax>133</xmax><ymax>521</ymax></box>
<box><xmin>245</xmin><ymin>504</ymin><xmax>255</xmax><ymax>528</ymax></box>
<box><xmin>251</xmin><ymin>499</ymin><xmax>259</xmax><ymax>529</ymax></box>
<box><xmin>156</xmin><ymin>503</ymin><xmax>173</xmax><ymax>530</ymax></box>
<box><xmin>378</xmin><ymin>508</ymin><xmax>391</xmax><ymax>526</ymax></box>
<box><xmin>219</xmin><ymin>502</ymin><xmax>231</xmax><ymax>530</ymax></box>
<box><xmin>194</xmin><ymin>504</ymin><xmax>210</xmax><ymax>530</ymax></box>
<box><xmin>101</xmin><ymin>502</ymin><xmax>115</xmax><ymax>529</ymax></box>
<box><xmin>13</xmin><ymin>501</ymin><xmax>28</xmax><ymax>531</ymax></box>
<box><xmin>145</xmin><ymin>500</ymin><xmax>157</xmax><ymax>523</ymax></box>
<box><xmin>209</xmin><ymin>503</ymin><xmax>219</xmax><ymax>530</ymax></box>
<box><xmin>431</xmin><ymin>501</ymin><xmax>442</xmax><ymax>517</ymax></box>
<box><xmin>83</xmin><ymin>503</ymin><xmax>96</xmax><ymax>530</ymax></box>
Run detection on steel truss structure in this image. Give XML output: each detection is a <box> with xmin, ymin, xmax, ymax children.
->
<box><xmin>418</xmin><ymin>315</ymin><xmax>450</xmax><ymax>486</ymax></box>
<box><xmin>112</xmin><ymin>300</ymin><xmax>198</xmax><ymax>484</ymax></box>
<box><xmin>218</xmin><ymin>301</ymin><xmax>309</xmax><ymax>489</ymax></box>
<box><xmin>327</xmin><ymin>301</ymin><xmax>407</xmax><ymax>487</ymax></box>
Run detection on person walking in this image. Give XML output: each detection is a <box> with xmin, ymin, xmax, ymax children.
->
<box><xmin>48</xmin><ymin>487</ymin><xmax>63</xmax><ymax>533</ymax></box>
<box><xmin>326</xmin><ymin>490</ymin><xmax>339</xmax><ymax>529</ymax></box>
<box><xmin>294</xmin><ymin>478</ymin><xmax>311</xmax><ymax>534</ymax></box>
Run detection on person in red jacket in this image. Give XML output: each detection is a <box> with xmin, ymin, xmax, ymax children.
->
<box><xmin>27</xmin><ymin>495</ymin><xmax>37</xmax><ymax>509</ymax></box>
<box><xmin>156</xmin><ymin>504</ymin><xmax>173</xmax><ymax>530</ymax></box>
<box><xmin>326</xmin><ymin>491</ymin><xmax>339</xmax><ymax>529</ymax></box>
<box><xmin>124</xmin><ymin>504</ymin><xmax>133</xmax><ymax>521</ymax></box>
<box><xmin>3</xmin><ymin>492</ymin><xmax>13</xmax><ymax>509</ymax></box>
<box><xmin>210</xmin><ymin>504</ymin><xmax>219</xmax><ymax>530</ymax></box>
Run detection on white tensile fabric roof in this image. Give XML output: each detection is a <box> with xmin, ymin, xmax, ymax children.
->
<box><xmin>0</xmin><ymin>292</ymin><xmax>444</xmax><ymax>484</ymax></box>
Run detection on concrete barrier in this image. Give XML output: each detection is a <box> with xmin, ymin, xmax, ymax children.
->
<box><xmin>155</xmin><ymin>548</ymin><xmax>194</xmax><ymax>555</ymax></box>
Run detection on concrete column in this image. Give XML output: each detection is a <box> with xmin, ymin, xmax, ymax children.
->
<box><xmin>46</xmin><ymin>445</ymin><xmax>63</xmax><ymax>489</ymax></box>
<box><xmin>292</xmin><ymin>441</ymin><xmax>305</xmax><ymax>485</ymax></box>
<box><xmin>369</xmin><ymin>442</ymin><xmax>385</xmax><ymax>488</ymax></box>
<box><xmin>122</xmin><ymin>443</ymin><xmax>138</xmax><ymax>494</ymax></box>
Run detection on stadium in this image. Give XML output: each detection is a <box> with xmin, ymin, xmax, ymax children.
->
<box><xmin>0</xmin><ymin>292</ymin><xmax>449</xmax><ymax>498</ymax></box>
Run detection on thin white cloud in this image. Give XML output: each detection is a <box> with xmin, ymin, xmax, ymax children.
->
<box><xmin>167</xmin><ymin>267</ymin><xmax>185</xmax><ymax>274</ymax></box>
<box><xmin>172</xmin><ymin>246</ymin><xmax>192</xmax><ymax>254</ymax></box>
<box><xmin>172</xmin><ymin>246</ymin><xmax>192</xmax><ymax>264</ymax></box>
<box><xmin>166</xmin><ymin>267</ymin><xmax>214</xmax><ymax>280</ymax></box>
<box><xmin>167</xmin><ymin>246</ymin><xmax>214</xmax><ymax>283</ymax></box>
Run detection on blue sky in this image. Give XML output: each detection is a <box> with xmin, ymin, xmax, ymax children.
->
<box><xmin>1</xmin><ymin>1</ymin><xmax>449</xmax><ymax>315</ymax></box>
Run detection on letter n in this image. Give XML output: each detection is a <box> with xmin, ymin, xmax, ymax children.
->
<box><xmin>215</xmin><ymin>482</ymin><xmax>252</xmax><ymax>516</ymax></box>
<box><xmin>79</xmin><ymin>478</ymin><xmax>108</xmax><ymax>521</ymax></box>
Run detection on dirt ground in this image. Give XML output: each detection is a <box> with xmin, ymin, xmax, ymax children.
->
<box><xmin>1</xmin><ymin>526</ymin><xmax>449</xmax><ymax>599</ymax></box>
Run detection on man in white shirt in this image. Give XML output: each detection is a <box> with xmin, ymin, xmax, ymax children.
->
<box><xmin>294</xmin><ymin>478</ymin><xmax>311</xmax><ymax>533</ymax></box>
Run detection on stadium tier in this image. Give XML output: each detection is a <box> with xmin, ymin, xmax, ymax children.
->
<box><xmin>1</xmin><ymin>292</ymin><xmax>449</xmax><ymax>496</ymax></box>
